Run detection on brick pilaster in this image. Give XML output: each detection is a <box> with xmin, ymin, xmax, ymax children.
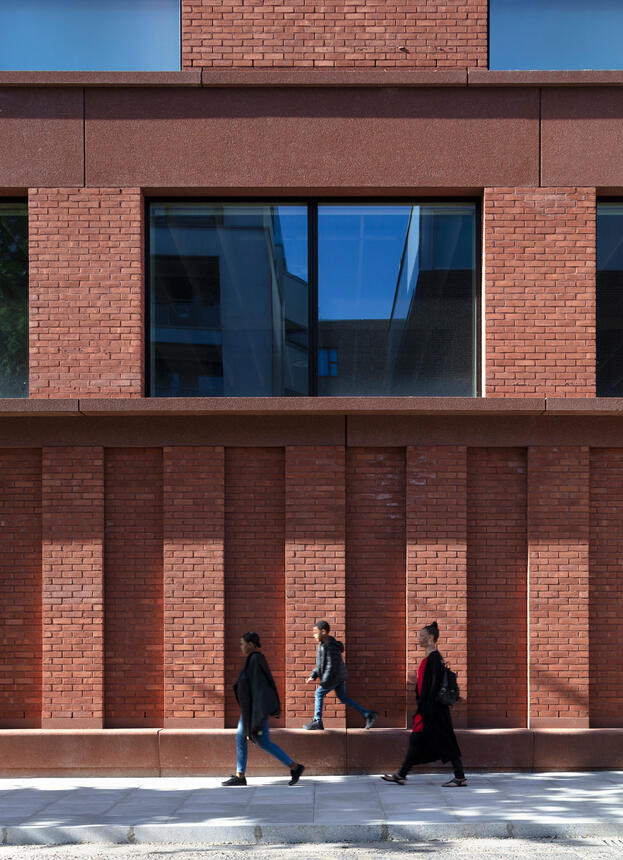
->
<box><xmin>41</xmin><ymin>447</ymin><xmax>104</xmax><ymax>727</ymax></box>
<box><xmin>163</xmin><ymin>447</ymin><xmax>225</xmax><ymax>727</ymax></box>
<box><xmin>527</xmin><ymin>446</ymin><xmax>590</xmax><ymax>728</ymax></box>
<box><xmin>406</xmin><ymin>446</ymin><xmax>468</xmax><ymax>728</ymax></box>
<box><xmin>285</xmin><ymin>446</ymin><xmax>345</xmax><ymax>727</ymax></box>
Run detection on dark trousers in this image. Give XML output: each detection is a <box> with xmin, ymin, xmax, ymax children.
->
<box><xmin>397</xmin><ymin>731</ymin><xmax>465</xmax><ymax>780</ymax></box>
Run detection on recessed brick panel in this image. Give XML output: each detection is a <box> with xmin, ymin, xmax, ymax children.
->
<box><xmin>467</xmin><ymin>448</ymin><xmax>527</xmax><ymax>728</ymax></box>
<box><xmin>406</xmin><ymin>446</ymin><xmax>468</xmax><ymax>728</ymax></box>
<box><xmin>224</xmin><ymin>448</ymin><xmax>285</xmax><ymax>728</ymax></box>
<box><xmin>164</xmin><ymin>447</ymin><xmax>225</xmax><ymax>726</ymax></box>
<box><xmin>484</xmin><ymin>187</ymin><xmax>596</xmax><ymax>397</ymax></box>
<box><xmin>527</xmin><ymin>446</ymin><xmax>589</xmax><ymax>728</ymax></box>
<box><xmin>104</xmin><ymin>448</ymin><xmax>163</xmax><ymax>727</ymax></box>
<box><xmin>285</xmin><ymin>446</ymin><xmax>345</xmax><ymax>727</ymax></box>
<box><xmin>346</xmin><ymin>448</ymin><xmax>405</xmax><ymax>727</ymax></box>
<box><xmin>29</xmin><ymin>187</ymin><xmax>143</xmax><ymax>398</ymax></box>
<box><xmin>589</xmin><ymin>448</ymin><xmax>623</xmax><ymax>728</ymax></box>
<box><xmin>182</xmin><ymin>1</ymin><xmax>487</xmax><ymax>69</ymax></box>
<box><xmin>42</xmin><ymin>447</ymin><xmax>104</xmax><ymax>726</ymax></box>
<box><xmin>0</xmin><ymin>450</ymin><xmax>42</xmax><ymax>727</ymax></box>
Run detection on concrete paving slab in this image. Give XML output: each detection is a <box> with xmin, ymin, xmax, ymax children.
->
<box><xmin>2</xmin><ymin>773</ymin><xmax>623</xmax><ymax>845</ymax></box>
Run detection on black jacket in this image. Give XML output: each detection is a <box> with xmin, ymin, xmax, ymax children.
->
<box><xmin>233</xmin><ymin>651</ymin><xmax>281</xmax><ymax>742</ymax></box>
<box><xmin>309</xmin><ymin>636</ymin><xmax>348</xmax><ymax>689</ymax></box>
<box><xmin>414</xmin><ymin>649</ymin><xmax>462</xmax><ymax>764</ymax></box>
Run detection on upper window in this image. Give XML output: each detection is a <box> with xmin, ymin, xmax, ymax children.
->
<box><xmin>490</xmin><ymin>0</ymin><xmax>623</xmax><ymax>71</ymax></box>
<box><xmin>597</xmin><ymin>202</ymin><xmax>623</xmax><ymax>396</ymax></box>
<box><xmin>148</xmin><ymin>201</ymin><xmax>478</xmax><ymax>398</ymax></box>
<box><xmin>0</xmin><ymin>0</ymin><xmax>180</xmax><ymax>71</ymax></box>
<box><xmin>0</xmin><ymin>203</ymin><xmax>28</xmax><ymax>398</ymax></box>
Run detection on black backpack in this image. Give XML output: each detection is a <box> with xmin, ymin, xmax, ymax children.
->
<box><xmin>436</xmin><ymin>662</ymin><xmax>460</xmax><ymax>707</ymax></box>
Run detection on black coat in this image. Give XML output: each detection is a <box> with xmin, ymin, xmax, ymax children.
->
<box><xmin>310</xmin><ymin>636</ymin><xmax>348</xmax><ymax>689</ymax></box>
<box><xmin>234</xmin><ymin>651</ymin><xmax>281</xmax><ymax>742</ymax></box>
<box><xmin>414</xmin><ymin>649</ymin><xmax>462</xmax><ymax>764</ymax></box>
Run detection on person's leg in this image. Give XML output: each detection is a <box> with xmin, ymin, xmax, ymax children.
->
<box><xmin>452</xmin><ymin>758</ymin><xmax>465</xmax><ymax>780</ymax></box>
<box><xmin>255</xmin><ymin>719</ymin><xmax>295</xmax><ymax>768</ymax></box>
<box><xmin>314</xmin><ymin>685</ymin><xmax>329</xmax><ymax>721</ymax></box>
<box><xmin>333</xmin><ymin>681</ymin><xmax>368</xmax><ymax>717</ymax></box>
<box><xmin>397</xmin><ymin>733</ymin><xmax>422</xmax><ymax>779</ymax></box>
<box><xmin>236</xmin><ymin>717</ymin><xmax>248</xmax><ymax>775</ymax></box>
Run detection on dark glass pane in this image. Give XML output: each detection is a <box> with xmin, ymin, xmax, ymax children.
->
<box><xmin>149</xmin><ymin>203</ymin><xmax>308</xmax><ymax>397</ymax></box>
<box><xmin>490</xmin><ymin>0</ymin><xmax>623</xmax><ymax>71</ymax></box>
<box><xmin>317</xmin><ymin>204</ymin><xmax>477</xmax><ymax>396</ymax></box>
<box><xmin>597</xmin><ymin>203</ymin><xmax>623</xmax><ymax>396</ymax></box>
<box><xmin>0</xmin><ymin>0</ymin><xmax>180</xmax><ymax>71</ymax></box>
<box><xmin>0</xmin><ymin>203</ymin><xmax>28</xmax><ymax>398</ymax></box>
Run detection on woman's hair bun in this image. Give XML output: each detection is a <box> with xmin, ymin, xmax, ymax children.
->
<box><xmin>242</xmin><ymin>631</ymin><xmax>261</xmax><ymax>648</ymax></box>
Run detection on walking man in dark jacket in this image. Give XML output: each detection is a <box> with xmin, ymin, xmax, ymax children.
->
<box><xmin>303</xmin><ymin>620</ymin><xmax>378</xmax><ymax>731</ymax></box>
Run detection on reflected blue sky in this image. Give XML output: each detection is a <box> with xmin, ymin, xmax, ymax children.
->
<box><xmin>491</xmin><ymin>0</ymin><xmax>623</xmax><ymax>70</ymax></box>
<box><xmin>0</xmin><ymin>0</ymin><xmax>180</xmax><ymax>71</ymax></box>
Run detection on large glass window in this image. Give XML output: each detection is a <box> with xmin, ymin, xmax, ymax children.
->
<box><xmin>597</xmin><ymin>202</ymin><xmax>623</xmax><ymax>396</ymax></box>
<box><xmin>490</xmin><ymin>0</ymin><xmax>623</xmax><ymax>71</ymax></box>
<box><xmin>148</xmin><ymin>201</ymin><xmax>478</xmax><ymax>397</ymax></box>
<box><xmin>0</xmin><ymin>203</ymin><xmax>28</xmax><ymax>398</ymax></box>
<box><xmin>0</xmin><ymin>0</ymin><xmax>180</xmax><ymax>71</ymax></box>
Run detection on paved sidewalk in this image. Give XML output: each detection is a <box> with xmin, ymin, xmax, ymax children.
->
<box><xmin>1</xmin><ymin>772</ymin><xmax>623</xmax><ymax>845</ymax></box>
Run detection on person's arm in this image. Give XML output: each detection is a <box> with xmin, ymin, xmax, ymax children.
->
<box><xmin>319</xmin><ymin>642</ymin><xmax>335</xmax><ymax>686</ymax></box>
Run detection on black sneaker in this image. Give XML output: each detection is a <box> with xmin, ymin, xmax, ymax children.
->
<box><xmin>303</xmin><ymin>720</ymin><xmax>324</xmax><ymax>730</ymax></box>
<box><xmin>221</xmin><ymin>774</ymin><xmax>247</xmax><ymax>786</ymax></box>
<box><xmin>289</xmin><ymin>763</ymin><xmax>305</xmax><ymax>785</ymax></box>
<box><xmin>365</xmin><ymin>711</ymin><xmax>378</xmax><ymax>729</ymax></box>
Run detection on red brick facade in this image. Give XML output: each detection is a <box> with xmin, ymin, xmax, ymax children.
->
<box><xmin>0</xmin><ymin>1</ymin><xmax>622</xmax><ymax>768</ymax></box>
<box><xmin>484</xmin><ymin>187</ymin><xmax>596</xmax><ymax>397</ymax></box>
<box><xmin>29</xmin><ymin>188</ymin><xmax>143</xmax><ymax>398</ymax></box>
<box><xmin>182</xmin><ymin>1</ymin><xmax>488</xmax><ymax>69</ymax></box>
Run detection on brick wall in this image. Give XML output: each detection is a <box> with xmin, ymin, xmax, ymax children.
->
<box><xmin>589</xmin><ymin>449</ymin><xmax>623</xmax><ymax>728</ymax></box>
<box><xmin>346</xmin><ymin>448</ymin><xmax>405</xmax><ymax>727</ymax></box>
<box><xmin>484</xmin><ymin>187</ymin><xmax>596</xmax><ymax>397</ymax></box>
<box><xmin>42</xmin><ymin>447</ymin><xmax>104</xmax><ymax>727</ymax></box>
<box><xmin>104</xmin><ymin>449</ymin><xmax>163</xmax><ymax>727</ymax></box>
<box><xmin>224</xmin><ymin>448</ymin><xmax>284</xmax><ymax>728</ymax></box>
<box><xmin>0</xmin><ymin>450</ymin><xmax>41</xmax><ymax>727</ymax></box>
<box><xmin>467</xmin><ymin>448</ymin><xmax>527</xmax><ymax>728</ymax></box>
<box><xmin>29</xmin><ymin>188</ymin><xmax>143</xmax><ymax>398</ymax></box>
<box><xmin>182</xmin><ymin>1</ymin><xmax>487</xmax><ymax>69</ymax></box>
<box><xmin>527</xmin><ymin>446</ymin><xmax>590</xmax><ymax>728</ymax></box>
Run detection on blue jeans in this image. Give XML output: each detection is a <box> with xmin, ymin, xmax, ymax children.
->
<box><xmin>236</xmin><ymin>717</ymin><xmax>293</xmax><ymax>774</ymax></box>
<box><xmin>314</xmin><ymin>682</ymin><xmax>370</xmax><ymax>722</ymax></box>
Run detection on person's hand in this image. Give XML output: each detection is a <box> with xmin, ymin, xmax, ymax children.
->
<box><xmin>305</xmin><ymin>676</ymin><xmax>314</xmax><ymax>684</ymax></box>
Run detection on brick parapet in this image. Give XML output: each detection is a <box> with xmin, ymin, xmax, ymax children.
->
<box><xmin>181</xmin><ymin>1</ymin><xmax>487</xmax><ymax>70</ymax></box>
<box><xmin>484</xmin><ymin>187</ymin><xmax>596</xmax><ymax>398</ymax></box>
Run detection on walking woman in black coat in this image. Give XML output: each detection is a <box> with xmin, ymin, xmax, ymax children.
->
<box><xmin>222</xmin><ymin>632</ymin><xmax>305</xmax><ymax>787</ymax></box>
<box><xmin>382</xmin><ymin>621</ymin><xmax>467</xmax><ymax>787</ymax></box>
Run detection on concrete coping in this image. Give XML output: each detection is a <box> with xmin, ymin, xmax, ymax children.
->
<box><xmin>2</xmin><ymin>397</ymin><xmax>623</xmax><ymax>418</ymax></box>
<box><xmin>2</xmin><ymin>69</ymin><xmax>623</xmax><ymax>88</ymax></box>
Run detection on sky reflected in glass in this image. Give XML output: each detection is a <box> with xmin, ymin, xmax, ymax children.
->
<box><xmin>0</xmin><ymin>0</ymin><xmax>180</xmax><ymax>71</ymax></box>
<box><xmin>490</xmin><ymin>0</ymin><xmax>623</xmax><ymax>70</ymax></box>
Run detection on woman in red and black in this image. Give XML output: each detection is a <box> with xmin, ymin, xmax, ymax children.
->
<box><xmin>382</xmin><ymin>621</ymin><xmax>467</xmax><ymax>787</ymax></box>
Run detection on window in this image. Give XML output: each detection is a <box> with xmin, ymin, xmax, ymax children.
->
<box><xmin>597</xmin><ymin>202</ymin><xmax>623</xmax><ymax>396</ymax></box>
<box><xmin>490</xmin><ymin>0</ymin><xmax>623</xmax><ymax>71</ymax></box>
<box><xmin>0</xmin><ymin>203</ymin><xmax>28</xmax><ymax>398</ymax></box>
<box><xmin>148</xmin><ymin>201</ymin><xmax>478</xmax><ymax>397</ymax></box>
<box><xmin>0</xmin><ymin>0</ymin><xmax>180</xmax><ymax>72</ymax></box>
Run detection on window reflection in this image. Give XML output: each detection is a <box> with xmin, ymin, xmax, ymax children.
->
<box><xmin>0</xmin><ymin>203</ymin><xmax>28</xmax><ymax>398</ymax></box>
<box><xmin>149</xmin><ymin>203</ymin><xmax>309</xmax><ymax>397</ymax></box>
<box><xmin>597</xmin><ymin>203</ymin><xmax>623</xmax><ymax>396</ymax></box>
<box><xmin>317</xmin><ymin>204</ymin><xmax>477</xmax><ymax>396</ymax></box>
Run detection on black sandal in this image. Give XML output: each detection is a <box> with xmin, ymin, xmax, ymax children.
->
<box><xmin>381</xmin><ymin>772</ymin><xmax>406</xmax><ymax>785</ymax></box>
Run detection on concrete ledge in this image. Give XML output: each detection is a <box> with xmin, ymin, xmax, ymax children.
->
<box><xmin>201</xmin><ymin>68</ymin><xmax>467</xmax><ymax>87</ymax></box>
<box><xmin>0</xmin><ymin>71</ymin><xmax>202</xmax><ymax>86</ymax></box>
<box><xmin>0</xmin><ymin>729</ymin><xmax>622</xmax><ymax>775</ymax></box>
<box><xmin>469</xmin><ymin>69</ymin><xmax>623</xmax><ymax>87</ymax></box>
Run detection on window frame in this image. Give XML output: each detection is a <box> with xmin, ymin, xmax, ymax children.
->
<box><xmin>0</xmin><ymin>197</ymin><xmax>29</xmax><ymax>399</ymax></box>
<box><xmin>145</xmin><ymin>196</ymin><xmax>482</xmax><ymax>398</ymax></box>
